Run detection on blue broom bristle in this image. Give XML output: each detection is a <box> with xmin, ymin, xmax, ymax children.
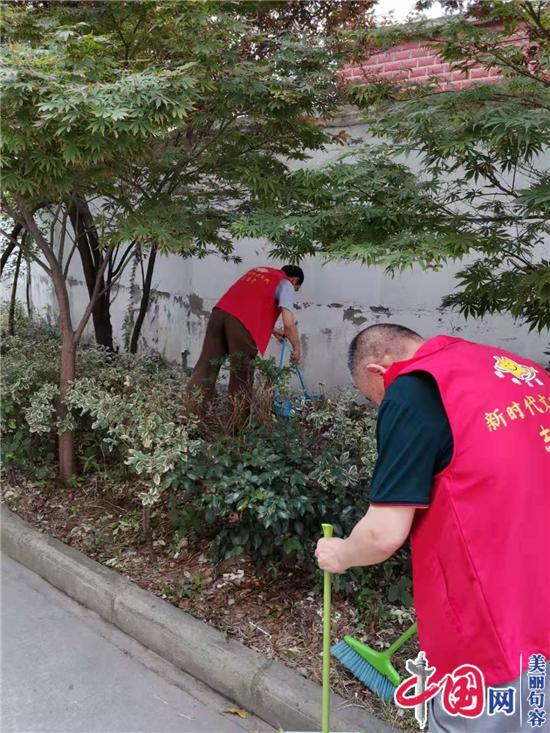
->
<box><xmin>331</xmin><ymin>640</ymin><xmax>397</xmax><ymax>702</ymax></box>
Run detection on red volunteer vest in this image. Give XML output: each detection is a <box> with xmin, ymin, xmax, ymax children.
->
<box><xmin>216</xmin><ymin>267</ymin><xmax>289</xmax><ymax>355</ymax></box>
<box><xmin>384</xmin><ymin>336</ymin><xmax>550</xmax><ymax>685</ymax></box>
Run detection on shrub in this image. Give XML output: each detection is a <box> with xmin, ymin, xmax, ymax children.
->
<box><xmin>1</xmin><ymin>317</ymin><xmax>412</xmax><ymax>609</ymax></box>
<box><xmin>1</xmin><ymin>316</ymin><xmax>197</xmax><ymax>492</ymax></box>
<box><xmin>169</xmin><ymin>393</ymin><xmax>378</xmax><ymax>564</ymax></box>
<box><xmin>1</xmin><ymin>323</ymin><xmax>60</xmax><ymax>470</ymax></box>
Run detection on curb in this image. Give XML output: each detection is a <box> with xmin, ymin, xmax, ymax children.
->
<box><xmin>1</xmin><ymin>507</ymin><xmax>394</xmax><ymax>733</ymax></box>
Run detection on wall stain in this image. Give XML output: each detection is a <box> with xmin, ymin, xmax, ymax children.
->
<box><xmin>343</xmin><ymin>306</ymin><xmax>368</xmax><ymax>326</ymax></box>
<box><xmin>188</xmin><ymin>293</ymin><xmax>209</xmax><ymax>318</ymax></box>
<box><xmin>370</xmin><ymin>305</ymin><xmax>392</xmax><ymax>316</ymax></box>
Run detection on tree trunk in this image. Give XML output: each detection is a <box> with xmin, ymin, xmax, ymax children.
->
<box><xmin>1</xmin><ymin>223</ymin><xmax>22</xmax><ymax>276</ymax></box>
<box><xmin>16</xmin><ymin>198</ymin><xmax>112</xmax><ymax>487</ymax></box>
<box><xmin>26</xmin><ymin>259</ymin><xmax>33</xmax><ymax>316</ymax></box>
<box><xmin>68</xmin><ymin>198</ymin><xmax>114</xmax><ymax>350</ymax></box>
<box><xmin>58</xmin><ymin>336</ymin><xmax>76</xmax><ymax>484</ymax></box>
<box><xmin>8</xmin><ymin>249</ymin><xmax>22</xmax><ymax>335</ymax></box>
<box><xmin>129</xmin><ymin>246</ymin><xmax>157</xmax><ymax>354</ymax></box>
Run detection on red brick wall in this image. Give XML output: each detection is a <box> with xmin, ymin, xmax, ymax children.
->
<box><xmin>341</xmin><ymin>38</ymin><xmax>502</xmax><ymax>90</ymax></box>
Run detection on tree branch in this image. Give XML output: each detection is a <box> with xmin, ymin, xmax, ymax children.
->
<box><xmin>63</xmin><ymin>243</ymin><xmax>79</xmax><ymax>278</ymax></box>
<box><xmin>0</xmin><ymin>223</ymin><xmax>23</xmax><ymax>275</ymax></box>
<box><xmin>73</xmin><ymin>250</ymin><xmax>112</xmax><ymax>345</ymax></box>
<box><xmin>110</xmin><ymin>239</ymin><xmax>136</xmax><ymax>279</ymax></box>
<box><xmin>523</xmin><ymin>1</ymin><xmax>550</xmax><ymax>42</ymax></box>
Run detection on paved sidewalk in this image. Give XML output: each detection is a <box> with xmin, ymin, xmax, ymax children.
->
<box><xmin>1</xmin><ymin>554</ymin><xmax>274</xmax><ymax>733</ymax></box>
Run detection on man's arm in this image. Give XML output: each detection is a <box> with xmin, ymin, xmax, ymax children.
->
<box><xmin>315</xmin><ymin>505</ymin><xmax>415</xmax><ymax>573</ymax></box>
<box><xmin>316</xmin><ymin>375</ymin><xmax>453</xmax><ymax>575</ymax></box>
<box><xmin>281</xmin><ymin>308</ymin><xmax>301</xmax><ymax>363</ymax></box>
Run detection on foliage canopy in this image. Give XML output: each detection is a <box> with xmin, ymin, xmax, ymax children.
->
<box><xmin>238</xmin><ymin>0</ymin><xmax>550</xmax><ymax>332</ymax></box>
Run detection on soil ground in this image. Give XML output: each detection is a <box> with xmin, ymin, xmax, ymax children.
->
<box><xmin>2</xmin><ymin>472</ymin><xmax>418</xmax><ymax>731</ymax></box>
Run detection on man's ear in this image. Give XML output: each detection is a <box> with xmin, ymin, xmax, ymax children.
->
<box><xmin>366</xmin><ymin>363</ymin><xmax>386</xmax><ymax>377</ymax></box>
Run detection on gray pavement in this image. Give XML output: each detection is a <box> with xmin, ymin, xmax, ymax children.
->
<box><xmin>1</xmin><ymin>554</ymin><xmax>274</xmax><ymax>733</ymax></box>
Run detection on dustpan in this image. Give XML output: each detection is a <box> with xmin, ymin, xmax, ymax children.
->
<box><xmin>273</xmin><ymin>339</ymin><xmax>323</xmax><ymax>417</ymax></box>
<box><xmin>280</xmin><ymin>525</ymin><xmax>362</xmax><ymax>733</ymax></box>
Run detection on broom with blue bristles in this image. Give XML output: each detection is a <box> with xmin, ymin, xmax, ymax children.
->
<box><xmin>332</xmin><ymin>622</ymin><xmax>417</xmax><ymax>701</ymax></box>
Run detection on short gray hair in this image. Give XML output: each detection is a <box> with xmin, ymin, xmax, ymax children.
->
<box><xmin>348</xmin><ymin>324</ymin><xmax>423</xmax><ymax>376</ymax></box>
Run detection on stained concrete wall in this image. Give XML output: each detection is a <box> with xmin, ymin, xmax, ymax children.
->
<box><xmin>4</xmin><ymin>114</ymin><xmax>549</xmax><ymax>391</ymax></box>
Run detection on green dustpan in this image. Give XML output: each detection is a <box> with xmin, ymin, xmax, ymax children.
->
<box><xmin>280</xmin><ymin>524</ymin><xmax>363</xmax><ymax>733</ymax></box>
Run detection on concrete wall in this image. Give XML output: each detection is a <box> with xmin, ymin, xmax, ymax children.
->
<box><xmin>4</xmin><ymin>116</ymin><xmax>549</xmax><ymax>391</ymax></box>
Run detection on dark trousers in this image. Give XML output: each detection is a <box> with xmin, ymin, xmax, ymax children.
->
<box><xmin>186</xmin><ymin>308</ymin><xmax>258</xmax><ymax>405</ymax></box>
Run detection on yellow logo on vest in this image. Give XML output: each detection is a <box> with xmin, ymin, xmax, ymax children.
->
<box><xmin>493</xmin><ymin>356</ymin><xmax>544</xmax><ymax>387</ymax></box>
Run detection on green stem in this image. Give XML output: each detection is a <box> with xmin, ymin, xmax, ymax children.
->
<box><xmin>321</xmin><ymin>523</ymin><xmax>333</xmax><ymax>733</ymax></box>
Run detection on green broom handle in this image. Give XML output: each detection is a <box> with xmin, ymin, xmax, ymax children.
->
<box><xmin>384</xmin><ymin>621</ymin><xmax>418</xmax><ymax>657</ymax></box>
<box><xmin>321</xmin><ymin>523</ymin><xmax>333</xmax><ymax>733</ymax></box>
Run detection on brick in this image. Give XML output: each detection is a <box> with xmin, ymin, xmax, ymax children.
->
<box><xmin>378</xmin><ymin>71</ymin><xmax>408</xmax><ymax>80</ymax></box>
<box><xmin>429</xmin><ymin>64</ymin><xmax>451</xmax><ymax>74</ymax></box>
<box><xmin>363</xmin><ymin>64</ymin><xmax>383</xmax><ymax>75</ymax></box>
<box><xmin>367</xmin><ymin>53</ymin><xmax>388</xmax><ymax>65</ymax></box>
<box><xmin>469</xmin><ymin>67</ymin><xmax>489</xmax><ymax>79</ymax></box>
<box><xmin>410</xmin><ymin>68</ymin><xmax>429</xmax><ymax>79</ymax></box>
<box><xmin>422</xmin><ymin>66</ymin><xmax>442</xmax><ymax>77</ymax></box>
<box><xmin>417</xmin><ymin>55</ymin><xmax>439</xmax><ymax>67</ymax></box>
<box><xmin>382</xmin><ymin>60</ymin><xmax>414</xmax><ymax>72</ymax></box>
<box><xmin>392</xmin><ymin>49</ymin><xmax>413</xmax><ymax>61</ymax></box>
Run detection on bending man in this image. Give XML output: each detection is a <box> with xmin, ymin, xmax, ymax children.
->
<box><xmin>316</xmin><ymin>324</ymin><xmax>549</xmax><ymax>732</ymax></box>
<box><xmin>186</xmin><ymin>265</ymin><xmax>303</xmax><ymax>408</ymax></box>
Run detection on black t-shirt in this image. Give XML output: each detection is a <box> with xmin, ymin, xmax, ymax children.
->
<box><xmin>369</xmin><ymin>372</ymin><xmax>454</xmax><ymax>507</ymax></box>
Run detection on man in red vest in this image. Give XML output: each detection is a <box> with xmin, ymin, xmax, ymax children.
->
<box><xmin>186</xmin><ymin>265</ymin><xmax>304</xmax><ymax>408</ymax></box>
<box><xmin>316</xmin><ymin>324</ymin><xmax>549</xmax><ymax>731</ymax></box>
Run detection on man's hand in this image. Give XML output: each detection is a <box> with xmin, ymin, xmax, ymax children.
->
<box><xmin>280</xmin><ymin>308</ymin><xmax>301</xmax><ymax>363</ymax></box>
<box><xmin>315</xmin><ymin>506</ymin><xmax>415</xmax><ymax>574</ymax></box>
<box><xmin>315</xmin><ymin>537</ymin><xmax>349</xmax><ymax>574</ymax></box>
<box><xmin>273</xmin><ymin>329</ymin><xmax>285</xmax><ymax>343</ymax></box>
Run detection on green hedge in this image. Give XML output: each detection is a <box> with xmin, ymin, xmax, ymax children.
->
<box><xmin>1</xmin><ymin>316</ymin><xmax>412</xmax><ymax>609</ymax></box>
